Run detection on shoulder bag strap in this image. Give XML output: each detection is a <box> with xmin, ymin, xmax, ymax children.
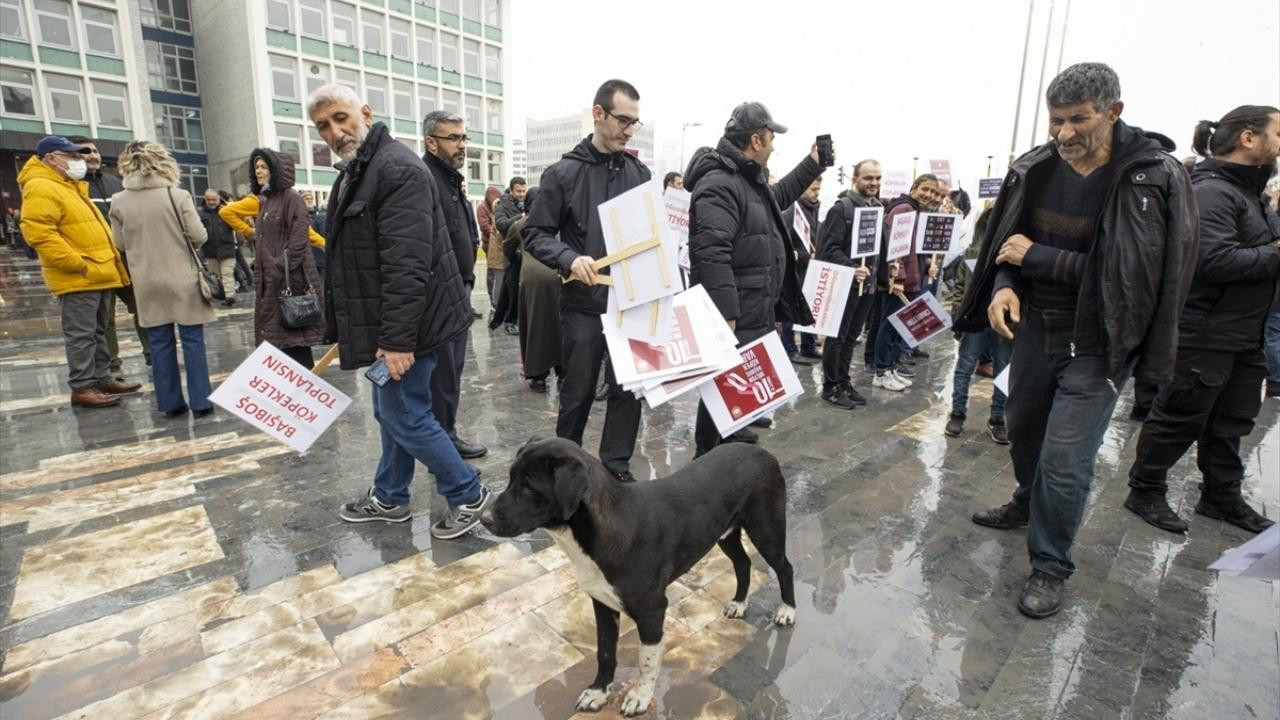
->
<box><xmin>166</xmin><ymin>187</ymin><xmax>203</xmax><ymax>269</ymax></box>
<box><xmin>280</xmin><ymin>247</ymin><xmax>293</xmax><ymax>296</ymax></box>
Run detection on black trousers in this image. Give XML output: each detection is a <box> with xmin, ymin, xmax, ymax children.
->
<box><xmin>430</xmin><ymin>328</ymin><xmax>468</xmax><ymax>440</ymax></box>
<box><xmin>862</xmin><ymin>292</ymin><xmax>885</xmax><ymax>367</ymax></box>
<box><xmin>694</xmin><ymin>326</ymin><xmax>759</xmax><ymax>456</ymax></box>
<box><xmin>491</xmin><ymin>252</ymin><xmax>521</xmax><ymax>325</ymax></box>
<box><xmin>822</xmin><ymin>289</ymin><xmax>877</xmax><ymax>392</ymax></box>
<box><xmin>1128</xmin><ymin>347</ymin><xmax>1267</xmax><ymax>503</ymax></box>
<box><xmin>556</xmin><ymin>310</ymin><xmax>641</xmax><ymax>475</ymax></box>
<box><xmin>1132</xmin><ymin>377</ymin><xmax>1159</xmax><ymax>416</ymax></box>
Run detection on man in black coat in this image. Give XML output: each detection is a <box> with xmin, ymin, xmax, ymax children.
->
<box><xmin>422</xmin><ymin>109</ymin><xmax>487</xmax><ymax>460</ymax></box>
<box><xmin>955</xmin><ymin>63</ymin><xmax>1198</xmax><ymax>618</ymax></box>
<box><xmin>199</xmin><ymin>189</ymin><xmax>239</xmax><ymax>307</ymax></box>
<box><xmin>490</xmin><ymin>177</ymin><xmax>527</xmax><ymax>332</ymax></box>
<box><xmin>524</xmin><ymin>79</ymin><xmax>651</xmax><ymax>483</ymax></box>
<box><xmin>1125</xmin><ymin>105</ymin><xmax>1279</xmax><ymax>536</ymax></box>
<box><xmin>309</xmin><ymin>85</ymin><xmax>492</xmax><ymax>540</ymax></box>
<box><xmin>685</xmin><ymin>101</ymin><xmax>823</xmax><ymax>456</ymax></box>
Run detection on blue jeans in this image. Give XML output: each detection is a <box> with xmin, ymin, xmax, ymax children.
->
<box><xmin>370</xmin><ymin>352</ymin><xmax>481</xmax><ymax>508</ymax></box>
<box><xmin>147</xmin><ymin>324</ymin><xmax>212</xmax><ymax>413</ymax></box>
<box><xmin>779</xmin><ymin>324</ymin><xmax>816</xmax><ymax>356</ymax></box>
<box><xmin>1005</xmin><ymin>309</ymin><xmax>1133</xmax><ymax>580</ymax></box>
<box><xmin>873</xmin><ymin>291</ymin><xmax>920</xmax><ymax>369</ymax></box>
<box><xmin>951</xmin><ymin>329</ymin><xmax>1011</xmax><ymax>421</ymax></box>
<box><xmin>1265</xmin><ymin>309</ymin><xmax>1280</xmax><ymax>383</ymax></box>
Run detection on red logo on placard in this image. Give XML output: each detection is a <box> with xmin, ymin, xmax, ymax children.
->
<box><xmin>714</xmin><ymin>344</ymin><xmax>784</xmax><ymax>418</ymax></box>
<box><xmin>629</xmin><ymin>306</ymin><xmax>702</xmax><ymax>374</ymax></box>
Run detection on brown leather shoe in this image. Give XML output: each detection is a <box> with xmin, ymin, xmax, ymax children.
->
<box><xmin>98</xmin><ymin>379</ymin><xmax>142</xmax><ymax>394</ymax></box>
<box><xmin>71</xmin><ymin>388</ymin><xmax>121</xmax><ymax>408</ymax></box>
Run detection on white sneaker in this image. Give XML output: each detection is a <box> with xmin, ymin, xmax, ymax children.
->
<box><xmin>873</xmin><ymin>373</ymin><xmax>906</xmax><ymax>392</ymax></box>
<box><xmin>890</xmin><ymin>369</ymin><xmax>914</xmax><ymax>387</ymax></box>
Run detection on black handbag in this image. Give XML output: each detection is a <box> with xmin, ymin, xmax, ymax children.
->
<box><xmin>278</xmin><ymin>248</ymin><xmax>322</xmax><ymax>328</ymax></box>
<box><xmin>167</xmin><ymin>188</ymin><xmax>225</xmax><ymax>302</ymax></box>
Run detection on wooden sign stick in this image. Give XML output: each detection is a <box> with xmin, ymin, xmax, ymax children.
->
<box><xmin>649</xmin><ymin>299</ymin><xmax>660</xmax><ymax>335</ymax></box>
<box><xmin>611</xmin><ymin>209</ymin><xmax>637</xmax><ymax>301</ymax></box>
<box><xmin>313</xmin><ymin>344</ymin><xmax>340</xmax><ymax>374</ymax></box>
<box><xmin>645</xmin><ymin>194</ymin><xmax>672</xmax><ymax>288</ymax></box>
<box><xmin>858</xmin><ymin>257</ymin><xmax>867</xmax><ymax>296</ymax></box>
<box><xmin>559</xmin><ymin>237</ymin><xmax>660</xmax><ymax>285</ymax></box>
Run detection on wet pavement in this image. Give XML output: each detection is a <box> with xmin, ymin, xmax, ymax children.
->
<box><xmin>0</xmin><ymin>246</ymin><xmax>1277</xmax><ymax>720</ymax></box>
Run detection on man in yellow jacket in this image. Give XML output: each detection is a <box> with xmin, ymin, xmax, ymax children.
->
<box><xmin>19</xmin><ymin>136</ymin><xmax>142</xmax><ymax>408</ymax></box>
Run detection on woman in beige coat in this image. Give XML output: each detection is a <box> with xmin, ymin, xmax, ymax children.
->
<box><xmin>109</xmin><ymin>141</ymin><xmax>216</xmax><ymax>417</ymax></box>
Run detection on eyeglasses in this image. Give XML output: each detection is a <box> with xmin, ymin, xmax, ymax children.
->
<box><xmin>604</xmin><ymin>109</ymin><xmax>644</xmax><ymax>130</ymax></box>
<box><xmin>429</xmin><ymin>133</ymin><xmax>469</xmax><ymax>143</ymax></box>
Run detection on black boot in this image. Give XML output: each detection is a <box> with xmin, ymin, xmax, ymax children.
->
<box><xmin>1195</xmin><ymin>497</ymin><xmax>1275</xmax><ymax>534</ymax></box>
<box><xmin>972</xmin><ymin>501</ymin><xmax>1028</xmax><ymax>530</ymax></box>
<box><xmin>1017</xmin><ymin>570</ymin><xmax>1065</xmax><ymax>619</ymax></box>
<box><xmin>1124</xmin><ymin>489</ymin><xmax>1188</xmax><ymax>534</ymax></box>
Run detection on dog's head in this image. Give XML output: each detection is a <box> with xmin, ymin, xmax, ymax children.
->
<box><xmin>480</xmin><ymin>437</ymin><xmax>597</xmax><ymax>537</ymax></box>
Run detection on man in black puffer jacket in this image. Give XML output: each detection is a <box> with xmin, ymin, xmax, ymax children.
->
<box><xmin>685</xmin><ymin>101</ymin><xmax>822</xmax><ymax>456</ymax></box>
<box><xmin>1125</xmin><ymin>105</ymin><xmax>1280</xmax><ymax>537</ymax></box>
<box><xmin>309</xmin><ymin>85</ymin><xmax>492</xmax><ymax>540</ymax></box>
<box><xmin>525</xmin><ymin>79</ymin><xmax>651</xmax><ymax>483</ymax></box>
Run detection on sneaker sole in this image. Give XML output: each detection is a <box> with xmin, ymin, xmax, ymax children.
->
<box><xmin>1017</xmin><ymin>599</ymin><xmax>1061</xmax><ymax>619</ymax></box>
<box><xmin>339</xmin><ymin>511</ymin><xmax>412</xmax><ymax>523</ymax></box>
<box><xmin>987</xmin><ymin>430</ymin><xmax>1010</xmax><ymax>445</ymax></box>
<box><xmin>944</xmin><ymin>427</ymin><xmax>963</xmax><ymax>438</ymax></box>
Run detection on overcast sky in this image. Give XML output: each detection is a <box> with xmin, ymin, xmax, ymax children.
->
<box><xmin>506</xmin><ymin>0</ymin><xmax>1278</xmax><ymax>204</ymax></box>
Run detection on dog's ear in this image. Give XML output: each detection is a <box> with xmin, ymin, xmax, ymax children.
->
<box><xmin>551</xmin><ymin>456</ymin><xmax>589</xmax><ymax>521</ymax></box>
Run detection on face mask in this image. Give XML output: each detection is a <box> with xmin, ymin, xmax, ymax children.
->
<box><xmin>63</xmin><ymin>158</ymin><xmax>87</xmax><ymax>180</ymax></box>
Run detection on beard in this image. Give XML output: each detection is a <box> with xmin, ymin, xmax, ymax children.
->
<box><xmin>336</xmin><ymin>122</ymin><xmax>371</xmax><ymax>162</ymax></box>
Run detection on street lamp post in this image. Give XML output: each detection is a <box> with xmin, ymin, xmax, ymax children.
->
<box><xmin>680</xmin><ymin>122</ymin><xmax>702</xmax><ymax>172</ymax></box>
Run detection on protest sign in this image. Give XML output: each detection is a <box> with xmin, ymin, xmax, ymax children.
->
<box><xmin>881</xmin><ymin>170</ymin><xmax>910</xmax><ymax>199</ymax></box>
<box><xmin>994</xmin><ymin>365</ymin><xmax>1010</xmax><ymax>397</ymax></box>
<box><xmin>978</xmin><ymin>177</ymin><xmax>1003</xmax><ymax>199</ymax></box>
<box><xmin>885</xmin><ymin>211</ymin><xmax>917</xmax><ymax>261</ymax></box>
<box><xmin>852</xmin><ymin>206</ymin><xmax>884</xmax><ymax>259</ymax></box>
<box><xmin>929</xmin><ymin>159</ymin><xmax>953</xmax><ymax>186</ymax></box>
<box><xmin>601</xmin><ymin>290</ymin><xmax>674</xmax><ymax>346</ymax></box>
<box><xmin>209</xmin><ymin>342</ymin><xmax>353</xmax><ymax>453</ymax></box>
<box><xmin>609</xmin><ymin>285</ymin><xmax>737</xmax><ymax>388</ymax></box>
<box><xmin>886</xmin><ymin>292</ymin><xmax>952</xmax><ymax>349</ymax></box>
<box><xmin>665</xmin><ymin>187</ymin><xmax>691</xmax><ymax>272</ymax></box>
<box><xmin>793</xmin><ymin>260</ymin><xmax>855</xmax><ymax>337</ymax></box>
<box><xmin>914</xmin><ymin>213</ymin><xmax>962</xmax><ymax>255</ymax></box>
<box><xmin>1209</xmin><ymin>524</ymin><xmax>1280</xmax><ymax>579</ymax></box>
<box><xmin>791</xmin><ymin>203</ymin><xmax>812</xmax><ymax>253</ymax></box>
<box><xmin>698</xmin><ymin>332</ymin><xmax>803</xmax><ymax>437</ymax></box>
<box><xmin>598</xmin><ymin>179</ymin><xmax>681</xmax><ymax>310</ymax></box>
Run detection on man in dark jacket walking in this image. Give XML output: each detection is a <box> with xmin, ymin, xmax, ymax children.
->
<box><xmin>685</xmin><ymin>101</ymin><xmax>822</xmax><ymax>456</ymax></box>
<box><xmin>779</xmin><ymin>177</ymin><xmax>822</xmax><ymax>365</ymax></box>
<box><xmin>308</xmin><ymin>84</ymin><xmax>492</xmax><ymax>539</ymax></box>
<box><xmin>199</xmin><ymin>189</ymin><xmax>239</xmax><ymax>307</ymax></box>
<box><xmin>490</xmin><ymin>177</ymin><xmax>526</xmax><ymax>332</ymax></box>
<box><xmin>525</xmin><ymin>79</ymin><xmax>651</xmax><ymax>483</ymax></box>
<box><xmin>956</xmin><ymin>63</ymin><xmax>1198</xmax><ymax>618</ymax></box>
<box><xmin>422</xmin><ymin>109</ymin><xmax>487</xmax><ymax>461</ymax></box>
<box><xmin>1124</xmin><ymin>105</ymin><xmax>1279</xmax><ymax>536</ymax></box>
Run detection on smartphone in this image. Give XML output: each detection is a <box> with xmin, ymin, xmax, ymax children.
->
<box><xmin>816</xmin><ymin>134</ymin><xmax>834</xmax><ymax>167</ymax></box>
<box><xmin>364</xmin><ymin>356</ymin><xmax>391</xmax><ymax>386</ymax></box>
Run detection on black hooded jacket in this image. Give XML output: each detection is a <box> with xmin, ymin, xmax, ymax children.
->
<box><xmin>322</xmin><ymin>123</ymin><xmax>470</xmax><ymax>369</ymax></box>
<box><xmin>685</xmin><ymin>138</ymin><xmax>822</xmax><ymax>340</ymax></box>
<box><xmin>954</xmin><ymin>120</ymin><xmax>1199</xmax><ymax>384</ymax></box>
<box><xmin>1177</xmin><ymin>159</ymin><xmax>1280</xmax><ymax>351</ymax></box>
<box><xmin>523</xmin><ymin>135</ymin><xmax>651</xmax><ymax>315</ymax></box>
<box><xmin>423</xmin><ymin>150</ymin><xmax>478</xmax><ymax>287</ymax></box>
<box><xmin>85</xmin><ymin>168</ymin><xmax>123</xmax><ymax>219</ymax></box>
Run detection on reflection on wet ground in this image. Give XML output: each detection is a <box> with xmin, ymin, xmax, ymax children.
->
<box><xmin>0</xmin><ymin>249</ymin><xmax>1276</xmax><ymax>719</ymax></box>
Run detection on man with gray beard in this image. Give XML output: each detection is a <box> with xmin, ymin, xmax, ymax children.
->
<box><xmin>307</xmin><ymin>84</ymin><xmax>493</xmax><ymax>539</ymax></box>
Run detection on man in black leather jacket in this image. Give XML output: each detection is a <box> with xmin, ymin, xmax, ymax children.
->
<box><xmin>955</xmin><ymin>63</ymin><xmax>1198</xmax><ymax>619</ymax></box>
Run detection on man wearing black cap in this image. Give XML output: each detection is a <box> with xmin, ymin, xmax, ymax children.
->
<box><xmin>684</xmin><ymin>102</ymin><xmax>825</xmax><ymax>456</ymax></box>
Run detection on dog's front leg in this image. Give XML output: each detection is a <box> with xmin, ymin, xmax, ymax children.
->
<box><xmin>576</xmin><ymin>599</ymin><xmax>620</xmax><ymax>712</ymax></box>
<box><xmin>620</xmin><ymin>609</ymin><xmax>665</xmax><ymax>717</ymax></box>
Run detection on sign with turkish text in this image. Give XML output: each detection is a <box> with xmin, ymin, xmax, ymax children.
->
<box><xmin>914</xmin><ymin>213</ymin><xmax>962</xmax><ymax>255</ymax></box>
<box><xmin>885</xmin><ymin>211</ymin><xmax>917</xmax><ymax>262</ymax></box>
<box><xmin>886</xmin><ymin>292</ymin><xmax>953</xmax><ymax>349</ymax></box>
<box><xmin>928</xmin><ymin>159</ymin><xmax>953</xmax><ymax>186</ymax></box>
<box><xmin>793</xmin><ymin>261</ymin><xmax>855</xmax><ymax>337</ymax></box>
<box><xmin>978</xmin><ymin>177</ymin><xmax>1003</xmax><ymax>199</ymax></box>
<box><xmin>698</xmin><ymin>332</ymin><xmax>803</xmax><ymax>437</ymax></box>
<box><xmin>852</xmin><ymin>206</ymin><xmax>884</xmax><ymax>259</ymax></box>
<box><xmin>791</xmin><ymin>203</ymin><xmax>812</xmax><ymax>253</ymax></box>
<box><xmin>880</xmin><ymin>170</ymin><xmax>910</xmax><ymax>199</ymax></box>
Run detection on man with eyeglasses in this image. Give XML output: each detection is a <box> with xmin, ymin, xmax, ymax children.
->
<box><xmin>421</xmin><ymin>110</ymin><xmax>487</xmax><ymax>461</ymax></box>
<box><xmin>524</xmin><ymin>79</ymin><xmax>652</xmax><ymax>484</ymax></box>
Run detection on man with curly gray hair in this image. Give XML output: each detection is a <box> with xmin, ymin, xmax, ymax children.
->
<box><xmin>953</xmin><ymin>62</ymin><xmax>1199</xmax><ymax>618</ymax></box>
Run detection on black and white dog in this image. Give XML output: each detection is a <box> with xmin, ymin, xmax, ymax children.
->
<box><xmin>480</xmin><ymin>437</ymin><xmax>795</xmax><ymax>717</ymax></box>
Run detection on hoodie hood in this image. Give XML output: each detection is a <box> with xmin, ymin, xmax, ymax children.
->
<box><xmin>684</xmin><ymin>136</ymin><xmax>766</xmax><ymax>192</ymax></box>
<box><xmin>484</xmin><ymin>186</ymin><xmax>502</xmax><ymax>208</ymax></box>
<box><xmin>562</xmin><ymin>135</ymin><xmax>634</xmax><ymax>170</ymax></box>
<box><xmin>249</xmin><ymin>147</ymin><xmax>296</xmax><ymax>195</ymax></box>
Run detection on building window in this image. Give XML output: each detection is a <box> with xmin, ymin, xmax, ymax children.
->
<box><xmin>439</xmin><ymin>32</ymin><xmax>458</xmax><ymax>72</ymax></box>
<box><xmin>331</xmin><ymin>1</ymin><xmax>355</xmax><ymax>46</ymax></box>
<box><xmin>34</xmin><ymin>0</ymin><xmax>76</xmax><ymax>49</ymax></box>
<box><xmin>466</xmin><ymin>147</ymin><xmax>481</xmax><ymax>182</ymax></box>
<box><xmin>270</xmin><ymin>55</ymin><xmax>298</xmax><ymax>101</ymax></box>
<box><xmin>393</xmin><ymin>79</ymin><xmax>412</xmax><ymax>119</ymax></box>
<box><xmin>464</xmin><ymin>94</ymin><xmax>481</xmax><ymax>132</ymax></box>
<box><xmin>1</xmin><ymin>0</ymin><xmax>28</xmax><ymax>41</ymax></box>
<box><xmin>361</xmin><ymin>9</ymin><xmax>383</xmax><ymax>54</ymax></box>
<box><xmin>334</xmin><ymin>67</ymin><xmax>359</xmax><ymax>93</ymax></box>
<box><xmin>92</xmin><ymin>80</ymin><xmax>128</xmax><ymax>128</ymax></box>
<box><xmin>154</xmin><ymin>104</ymin><xmax>204</xmax><ymax>152</ymax></box>
<box><xmin>463</xmin><ymin>0</ymin><xmax>481</xmax><ymax>22</ymax></box>
<box><xmin>304</xmin><ymin>62</ymin><xmax>329</xmax><ymax>96</ymax></box>
<box><xmin>146</xmin><ymin>41</ymin><xmax>198</xmax><ymax>94</ymax></box>
<box><xmin>81</xmin><ymin>7</ymin><xmax>120</xmax><ymax>57</ymax></box>
<box><xmin>45</xmin><ymin>74</ymin><xmax>85</xmax><ymax>123</ymax></box>
<box><xmin>0</xmin><ymin>67</ymin><xmax>39</xmax><ymax>117</ymax></box>
<box><xmin>484</xmin><ymin>0</ymin><xmax>500</xmax><ymax>27</ymax></box>
<box><xmin>179</xmin><ymin>164</ymin><xmax>209</xmax><ymax>196</ymax></box>
<box><xmin>309</xmin><ymin>127</ymin><xmax>332</xmax><ymax>168</ymax></box>
<box><xmin>389</xmin><ymin>18</ymin><xmax>411</xmax><ymax>60</ymax></box>
<box><xmin>415</xmin><ymin>25</ymin><xmax>434</xmax><ymax>66</ymax></box>
<box><xmin>140</xmin><ymin>0</ymin><xmax>191</xmax><ymax>34</ymax></box>
<box><xmin>417</xmin><ymin>84</ymin><xmax>436</xmax><ymax>116</ymax></box>
<box><xmin>484</xmin><ymin>45</ymin><xmax>500</xmax><ymax>81</ymax></box>
<box><xmin>487</xmin><ymin>150</ymin><xmax>501</xmax><ymax>183</ymax></box>
<box><xmin>440</xmin><ymin>0</ymin><xmax>458</xmax><ymax>14</ymax></box>
<box><xmin>266</xmin><ymin>0</ymin><xmax>292</xmax><ymax>31</ymax></box>
<box><xmin>365</xmin><ymin>74</ymin><xmax>386</xmax><ymax>116</ymax></box>
<box><xmin>462</xmin><ymin>38</ymin><xmax>480</xmax><ymax>76</ymax></box>
<box><xmin>486</xmin><ymin>98</ymin><xmax>501</xmax><ymax>134</ymax></box>
<box><xmin>276</xmin><ymin>123</ymin><xmax>302</xmax><ymax>163</ymax></box>
<box><xmin>299</xmin><ymin>0</ymin><xmax>324</xmax><ymax>39</ymax></box>
<box><xmin>441</xmin><ymin>89</ymin><xmax>460</xmax><ymax>116</ymax></box>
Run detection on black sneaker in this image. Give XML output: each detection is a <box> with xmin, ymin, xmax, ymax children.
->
<box><xmin>725</xmin><ymin>427</ymin><xmax>759</xmax><ymax>444</ymax></box>
<box><xmin>749</xmin><ymin>416</ymin><xmax>774</xmax><ymax>428</ymax></box>
<box><xmin>1017</xmin><ymin>570</ymin><xmax>1064</xmax><ymax>619</ymax></box>
<box><xmin>911</xmin><ymin>347</ymin><xmax>930</xmax><ymax>359</ymax></box>
<box><xmin>841</xmin><ymin>384</ymin><xmax>867</xmax><ymax>406</ymax></box>
<box><xmin>894</xmin><ymin>363</ymin><xmax>916</xmax><ymax>378</ymax></box>
<box><xmin>1195</xmin><ymin>498</ymin><xmax>1275</xmax><ymax>534</ymax></box>
<box><xmin>431</xmin><ymin>485</ymin><xmax>496</xmax><ymax>539</ymax></box>
<box><xmin>503</xmin><ymin>322</ymin><xmax>519</xmax><ymax>336</ymax></box>
<box><xmin>972</xmin><ymin>502</ymin><xmax>1029</xmax><ymax>529</ymax></box>
<box><xmin>800</xmin><ymin>349</ymin><xmax>823</xmax><ymax>360</ymax></box>
<box><xmin>528</xmin><ymin>377</ymin><xmax>548</xmax><ymax>393</ymax></box>
<box><xmin>944</xmin><ymin>411</ymin><xmax>965</xmax><ymax>437</ymax></box>
<box><xmin>788</xmin><ymin>352</ymin><xmax>814</xmax><ymax>366</ymax></box>
<box><xmin>340</xmin><ymin>487</ymin><xmax>412</xmax><ymax>523</ymax></box>
<box><xmin>823</xmin><ymin>388</ymin><xmax>856</xmax><ymax>410</ymax></box>
<box><xmin>987</xmin><ymin>418</ymin><xmax>1010</xmax><ymax>445</ymax></box>
<box><xmin>1124</xmin><ymin>489</ymin><xmax>1189</xmax><ymax>534</ymax></box>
